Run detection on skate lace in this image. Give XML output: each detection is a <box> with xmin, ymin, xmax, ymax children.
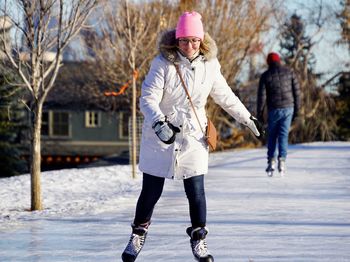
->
<box><xmin>191</xmin><ymin>239</ymin><xmax>210</xmax><ymax>257</ymax></box>
<box><xmin>124</xmin><ymin>233</ymin><xmax>146</xmax><ymax>256</ymax></box>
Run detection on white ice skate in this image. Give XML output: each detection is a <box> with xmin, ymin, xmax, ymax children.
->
<box><xmin>278</xmin><ymin>158</ymin><xmax>286</xmax><ymax>176</ymax></box>
<box><xmin>266</xmin><ymin>159</ymin><xmax>276</xmax><ymax>177</ymax></box>
<box><xmin>186</xmin><ymin>227</ymin><xmax>214</xmax><ymax>262</ymax></box>
<box><xmin>122</xmin><ymin>223</ymin><xmax>148</xmax><ymax>262</ymax></box>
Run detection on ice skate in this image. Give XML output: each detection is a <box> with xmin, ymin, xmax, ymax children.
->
<box><xmin>278</xmin><ymin>157</ymin><xmax>286</xmax><ymax>176</ymax></box>
<box><xmin>266</xmin><ymin>158</ymin><xmax>276</xmax><ymax>177</ymax></box>
<box><xmin>186</xmin><ymin>227</ymin><xmax>214</xmax><ymax>262</ymax></box>
<box><xmin>122</xmin><ymin>223</ymin><xmax>149</xmax><ymax>262</ymax></box>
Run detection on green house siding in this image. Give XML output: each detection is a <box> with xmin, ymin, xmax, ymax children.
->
<box><xmin>40</xmin><ymin>110</ymin><xmax>130</xmax><ymax>157</ymax></box>
<box><xmin>72</xmin><ymin>111</ymin><xmax>120</xmax><ymax>141</ymax></box>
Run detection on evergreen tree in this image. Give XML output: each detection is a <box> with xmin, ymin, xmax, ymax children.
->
<box><xmin>279</xmin><ymin>14</ymin><xmax>337</xmax><ymax>142</ymax></box>
<box><xmin>280</xmin><ymin>14</ymin><xmax>317</xmax><ymax>74</ymax></box>
<box><xmin>0</xmin><ymin>66</ymin><xmax>27</xmax><ymax>177</ymax></box>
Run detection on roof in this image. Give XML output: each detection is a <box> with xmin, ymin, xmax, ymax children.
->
<box><xmin>46</xmin><ymin>62</ymin><xmax>130</xmax><ymax>111</ymax></box>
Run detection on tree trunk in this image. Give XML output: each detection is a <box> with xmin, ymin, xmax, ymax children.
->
<box><xmin>30</xmin><ymin>102</ymin><xmax>43</xmax><ymax>211</ymax></box>
<box><xmin>131</xmin><ymin>72</ymin><xmax>137</xmax><ymax>179</ymax></box>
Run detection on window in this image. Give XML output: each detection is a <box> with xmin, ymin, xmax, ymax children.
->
<box><xmin>41</xmin><ymin>112</ymin><xmax>49</xmax><ymax>136</ymax></box>
<box><xmin>41</xmin><ymin>111</ymin><xmax>70</xmax><ymax>137</ymax></box>
<box><xmin>119</xmin><ymin>112</ymin><xmax>129</xmax><ymax>138</ymax></box>
<box><xmin>118</xmin><ymin>113</ymin><xmax>142</xmax><ymax>139</ymax></box>
<box><xmin>52</xmin><ymin>112</ymin><xmax>69</xmax><ymax>136</ymax></box>
<box><xmin>85</xmin><ymin>111</ymin><xmax>101</xmax><ymax>128</ymax></box>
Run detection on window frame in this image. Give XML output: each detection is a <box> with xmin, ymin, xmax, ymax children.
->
<box><xmin>119</xmin><ymin>112</ymin><xmax>129</xmax><ymax>139</ymax></box>
<box><xmin>85</xmin><ymin>111</ymin><xmax>101</xmax><ymax>128</ymax></box>
<box><xmin>41</xmin><ymin>110</ymin><xmax>71</xmax><ymax>138</ymax></box>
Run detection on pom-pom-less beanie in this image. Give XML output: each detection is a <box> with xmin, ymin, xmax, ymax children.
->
<box><xmin>176</xmin><ymin>11</ymin><xmax>204</xmax><ymax>40</ymax></box>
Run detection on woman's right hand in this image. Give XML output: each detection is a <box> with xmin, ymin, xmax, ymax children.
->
<box><xmin>152</xmin><ymin>121</ymin><xmax>180</xmax><ymax>144</ymax></box>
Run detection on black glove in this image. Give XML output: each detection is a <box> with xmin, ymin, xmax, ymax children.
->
<box><xmin>257</xmin><ymin>113</ymin><xmax>264</xmax><ymax>125</ymax></box>
<box><xmin>152</xmin><ymin>121</ymin><xmax>180</xmax><ymax>144</ymax></box>
<box><xmin>250</xmin><ymin>116</ymin><xmax>266</xmax><ymax>138</ymax></box>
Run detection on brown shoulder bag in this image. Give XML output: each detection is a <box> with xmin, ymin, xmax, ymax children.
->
<box><xmin>174</xmin><ymin>64</ymin><xmax>217</xmax><ymax>151</ymax></box>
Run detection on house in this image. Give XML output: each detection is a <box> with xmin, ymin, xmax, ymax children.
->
<box><xmin>1</xmin><ymin>16</ymin><xmax>140</xmax><ymax>170</ymax></box>
<box><xmin>37</xmin><ymin>61</ymin><xmax>141</xmax><ymax>170</ymax></box>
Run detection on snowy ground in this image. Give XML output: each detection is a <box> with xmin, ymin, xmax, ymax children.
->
<box><xmin>0</xmin><ymin>142</ymin><xmax>350</xmax><ymax>262</ymax></box>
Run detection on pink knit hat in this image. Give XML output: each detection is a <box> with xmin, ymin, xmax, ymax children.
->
<box><xmin>176</xmin><ymin>11</ymin><xmax>204</xmax><ymax>40</ymax></box>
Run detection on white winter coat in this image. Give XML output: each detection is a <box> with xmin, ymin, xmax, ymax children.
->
<box><xmin>139</xmin><ymin>30</ymin><xmax>253</xmax><ymax>180</ymax></box>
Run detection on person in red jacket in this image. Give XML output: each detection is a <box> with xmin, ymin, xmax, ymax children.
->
<box><xmin>257</xmin><ymin>52</ymin><xmax>301</xmax><ymax>176</ymax></box>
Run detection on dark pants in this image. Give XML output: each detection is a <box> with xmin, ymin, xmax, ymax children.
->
<box><xmin>133</xmin><ymin>173</ymin><xmax>207</xmax><ymax>228</ymax></box>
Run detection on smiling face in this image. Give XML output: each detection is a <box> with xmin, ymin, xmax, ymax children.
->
<box><xmin>177</xmin><ymin>37</ymin><xmax>201</xmax><ymax>58</ymax></box>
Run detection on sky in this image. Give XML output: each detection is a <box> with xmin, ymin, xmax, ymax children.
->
<box><xmin>2</xmin><ymin>0</ymin><xmax>348</xmax><ymax>79</ymax></box>
<box><xmin>279</xmin><ymin>0</ymin><xmax>349</xmax><ymax>78</ymax></box>
<box><xmin>1</xmin><ymin>141</ymin><xmax>349</xmax><ymax>261</ymax></box>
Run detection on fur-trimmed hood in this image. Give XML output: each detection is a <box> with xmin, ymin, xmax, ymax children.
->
<box><xmin>158</xmin><ymin>29</ymin><xmax>218</xmax><ymax>63</ymax></box>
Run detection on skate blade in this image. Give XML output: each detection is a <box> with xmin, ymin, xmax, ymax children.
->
<box><xmin>266</xmin><ymin>171</ymin><xmax>273</xmax><ymax>177</ymax></box>
<box><xmin>198</xmin><ymin>255</ymin><xmax>214</xmax><ymax>262</ymax></box>
<box><xmin>122</xmin><ymin>253</ymin><xmax>136</xmax><ymax>262</ymax></box>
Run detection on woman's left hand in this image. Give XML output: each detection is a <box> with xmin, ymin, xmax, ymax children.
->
<box><xmin>247</xmin><ymin>116</ymin><xmax>265</xmax><ymax>137</ymax></box>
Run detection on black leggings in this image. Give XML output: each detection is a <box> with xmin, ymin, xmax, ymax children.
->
<box><xmin>133</xmin><ymin>173</ymin><xmax>207</xmax><ymax>228</ymax></box>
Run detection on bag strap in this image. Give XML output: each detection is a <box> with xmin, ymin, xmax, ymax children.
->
<box><xmin>174</xmin><ymin>64</ymin><xmax>206</xmax><ymax>136</ymax></box>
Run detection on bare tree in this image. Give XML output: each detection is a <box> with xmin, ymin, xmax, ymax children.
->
<box><xmin>84</xmin><ymin>0</ymin><xmax>280</xmax><ymax>151</ymax></box>
<box><xmin>0</xmin><ymin>0</ymin><xmax>98</xmax><ymax>210</ymax></box>
<box><xmin>82</xmin><ymin>0</ymin><xmax>175</xmax><ymax>178</ymax></box>
<box><xmin>338</xmin><ymin>0</ymin><xmax>350</xmax><ymax>52</ymax></box>
<box><xmin>193</xmin><ymin>0</ymin><xmax>282</xmax><ymax>149</ymax></box>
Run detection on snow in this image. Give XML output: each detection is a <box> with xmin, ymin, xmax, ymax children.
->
<box><xmin>1</xmin><ymin>141</ymin><xmax>350</xmax><ymax>261</ymax></box>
